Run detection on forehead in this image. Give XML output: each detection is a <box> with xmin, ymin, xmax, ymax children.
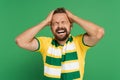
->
<box><xmin>52</xmin><ymin>13</ymin><xmax>69</xmax><ymax>22</ymax></box>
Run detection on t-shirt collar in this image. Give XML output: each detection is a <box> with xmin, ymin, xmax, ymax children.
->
<box><xmin>51</xmin><ymin>34</ymin><xmax>73</xmax><ymax>47</ymax></box>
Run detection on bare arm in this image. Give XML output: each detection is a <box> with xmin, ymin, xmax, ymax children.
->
<box><xmin>15</xmin><ymin>11</ymin><xmax>54</xmax><ymax>51</ymax></box>
<box><xmin>66</xmin><ymin>10</ymin><xmax>104</xmax><ymax>46</ymax></box>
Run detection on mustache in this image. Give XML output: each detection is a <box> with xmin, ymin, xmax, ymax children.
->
<box><xmin>55</xmin><ymin>27</ymin><xmax>67</xmax><ymax>32</ymax></box>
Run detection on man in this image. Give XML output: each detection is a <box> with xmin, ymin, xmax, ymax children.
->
<box><xmin>15</xmin><ymin>8</ymin><xmax>104</xmax><ymax>80</ymax></box>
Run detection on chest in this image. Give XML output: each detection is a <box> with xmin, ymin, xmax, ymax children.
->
<box><xmin>47</xmin><ymin>42</ymin><xmax>77</xmax><ymax>57</ymax></box>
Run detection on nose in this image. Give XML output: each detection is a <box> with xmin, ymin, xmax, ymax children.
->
<box><xmin>58</xmin><ymin>23</ymin><xmax>63</xmax><ymax>28</ymax></box>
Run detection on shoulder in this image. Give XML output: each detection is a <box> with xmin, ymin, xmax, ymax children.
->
<box><xmin>73</xmin><ymin>34</ymin><xmax>91</xmax><ymax>49</ymax></box>
<box><xmin>34</xmin><ymin>36</ymin><xmax>52</xmax><ymax>52</ymax></box>
<box><xmin>73</xmin><ymin>34</ymin><xmax>83</xmax><ymax>41</ymax></box>
<box><xmin>36</xmin><ymin>36</ymin><xmax>52</xmax><ymax>40</ymax></box>
<box><xmin>36</xmin><ymin>36</ymin><xmax>52</xmax><ymax>43</ymax></box>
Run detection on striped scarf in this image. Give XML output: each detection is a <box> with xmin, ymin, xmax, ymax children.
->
<box><xmin>44</xmin><ymin>36</ymin><xmax>80</xmax><ymax>80</ymax></box>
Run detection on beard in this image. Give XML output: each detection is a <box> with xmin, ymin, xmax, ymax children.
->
<box><xmin>53</xmin><ymin>27</ymin><xmax>70</xmax><ymax>41</ymax></box>
<box><xmin>54</xmin><ymin>32</ymin><xmax>70</xmax><ymax>41</ymax></box>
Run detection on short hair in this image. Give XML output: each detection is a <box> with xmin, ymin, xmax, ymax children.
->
<box><xmin>53</xmin><ymin>7</ymin><xmax>72</xmax><ymax>24</ymax></box>
<box><xmin>53</xmin><ymin>7</ymin><xmax>66</xmax><ymax>15</ymax></box>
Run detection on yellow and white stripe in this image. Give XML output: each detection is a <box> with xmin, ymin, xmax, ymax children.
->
<box><xmin>47</xmin><ymin>46</ymin><xmax>62</xmax><ymax>58</ymax></box>
<box><xmin>44</xmin><ymin>65</ymin><xmax>61</xmax><ymax>78</ymax></box>
<box><xmin>62</xmin><ymin>42</ymin><xmax>76</xmax><ymax>53</ymax></box>
<box><xmin>61</xmin><ymin>61</ymin><xmax>80</xmax><ymax>73</ymax></box>
<box><xmin>44</xmin><ymin>73</ymin><xmax>60</xmax><ymax>78</ymax></box>
<box><xmin>45</xmin><ymin>63</ymin><xmax>61</xmax><ymax>69</ymax></box>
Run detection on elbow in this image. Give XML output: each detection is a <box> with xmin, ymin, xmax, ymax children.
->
<box><xmin>97</xmin><ymin>28</ymin><xmax>105</xmax><ymax>39</ymax></box>
<box><xmin>15</xmin><ymin>37</ymin><xmax>24</xmax><ymax>48</ymax></box>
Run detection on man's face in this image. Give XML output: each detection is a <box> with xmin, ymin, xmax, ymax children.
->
<box><xmin>51</xmin><ymin>13</ymin><xmax>72</xmax><ymax>41</ymax></box>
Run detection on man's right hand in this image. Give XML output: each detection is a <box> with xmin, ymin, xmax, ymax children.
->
<box><xmin>44</xmin><ymin>10</ymin><xmax>54</xmax><ymax>26</ymax></box>
<box><xmin>15</xmin><ymin>10</ymin><xmax>54</xmax><ymax>51</ymax></box>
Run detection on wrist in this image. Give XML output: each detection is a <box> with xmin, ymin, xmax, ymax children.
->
<box><xmin>42</xmin><ymin>20</ymin><xmax>49</xmax><ymax>26</ymax></box>
<box><xmin>71</xmin><ymin>15</ymin><xmax>77</xmax><ymax>21</ymax></box>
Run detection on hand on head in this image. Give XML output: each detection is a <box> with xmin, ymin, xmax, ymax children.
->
<box><xmin>45</xmin><ymin>10</ymin><xmax>54</xmax><ymax>26</ymax></box>
<box><xmin>65</xmin><ymin>10</ymin><xmax>74</xmax><ymax>23</ymax></box>
<box><xmin>45</xmin><ymin>8</ymin><xmax>75</xmax><ymax>26</ymax></box>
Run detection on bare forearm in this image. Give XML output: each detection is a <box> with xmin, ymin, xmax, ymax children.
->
<box><xmin>66</xmin><ymin>10</ymin><xmax>104</xmax><ymax>46</ymax></box>
<box><xmin>15</xmin><ymin>11</ymin><xmax>54</xmax><ymax>51</ymax></box>
<box><xmin>73</xmin><ymin>15</ymin><xmax>104</xmax><ymax>46</ymax></box>
<box><xmin>72</xmin><ymin>15</ymin><xmax>102</xmax><ymax>36</ymax></box>
<box><xmin>16</xmin><ymin>20</ymin><xmax>47</xmax><ymax>43</ymax></box>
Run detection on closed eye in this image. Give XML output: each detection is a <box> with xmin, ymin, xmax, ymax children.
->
<box><xmin>61</xmin><ymin>21</ymin><xmax>67</xmax><ymax>24</ymax></box>
<box><xmin>52</xmin><ymin>22</ymin><xmax>58</xmax><ymax>26</ymax></box>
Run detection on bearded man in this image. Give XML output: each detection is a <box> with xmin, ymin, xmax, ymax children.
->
<box><xmin>15</xmin><ymin>8</ymin><xmax>104</xmax><ymax>80</ymax></box>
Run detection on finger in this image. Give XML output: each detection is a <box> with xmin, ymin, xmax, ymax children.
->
<box><xmin>50</xmin><ymin>10</ymin><xmax>54</xmax><ymax>15</ymax></box>
<box><xmin>65</xmin><ymin>9</ymin><xmax>70</xmax><ymax>14</ymax></box>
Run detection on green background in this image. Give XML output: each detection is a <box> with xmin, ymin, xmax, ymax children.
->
<box><xmin>0</xmin><ymin>0</ymin><xmax>120</xmax><ymax>80</ymax></box>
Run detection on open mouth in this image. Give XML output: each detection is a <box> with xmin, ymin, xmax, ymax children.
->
<box><xmin>57</xmin><ymin>30</ymin><xmax>66</xmax><ymax>34</ymax></box>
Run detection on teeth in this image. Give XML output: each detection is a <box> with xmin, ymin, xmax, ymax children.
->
<box><xmin>58</xmin><ymin>31</ymin><xmax>64</xmax><ymax>33</ymax></box>
<box><xmin>57</xmin><ymin>31</ymin><xmax>64</xmax><ymax>34</ymax></box>
<box><xmin>57</xmin><ymin>30</ymin><xmax>65</xmax><ymax>34</ymax></box>
<box><xmin>58</xmin><ymin>30</ymin><xmax>64</xmax><ymax>32</ymax></box>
